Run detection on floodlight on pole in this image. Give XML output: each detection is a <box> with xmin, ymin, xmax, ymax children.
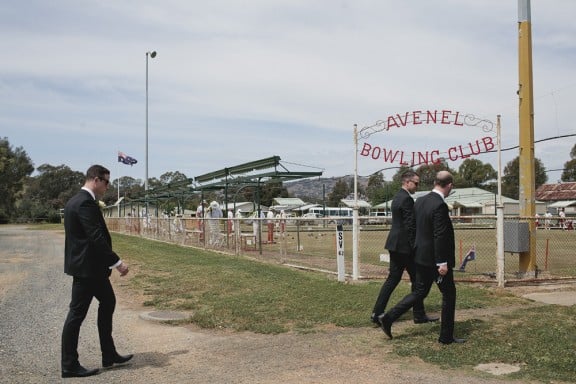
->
<box><xmin>145</xmin><ymin>50</ymin><xmax>157</xmax><ymax>192</ymax></box>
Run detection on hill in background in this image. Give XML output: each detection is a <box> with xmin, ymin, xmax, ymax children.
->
<box><xmin>284</xmin><ymin>175</ymin><xmax>369</xmax><ymax>203</ymax></box>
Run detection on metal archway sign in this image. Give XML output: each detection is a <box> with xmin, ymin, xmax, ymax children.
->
<box><xmin>358</xmin><ymin>108</ymin><xmax>495</xmax><ymax>167</ymax></box>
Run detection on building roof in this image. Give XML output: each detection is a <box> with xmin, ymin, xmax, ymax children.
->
<box><xmin>340</xmin><ymin>199</ymin><xmax>372</xmax><ymax>208</ymax></box>
<box><xmin>548</xmin><ymin>200</ymin><xmax>576</xmax><ymax>208</ymax></box>
<box><xmin>447</xmin><ymin>187</ymin><xmax>518</xmax><ymax>207</ymax></box>
<box><xmin>272</xmin><ymin>197</ymin><xmax>306</xmax><ymax>207</ymax></box>
<box><xmin>536</xmin><ymin>182</ymin><xmax>576</xmax><ymax>201</ymax></box>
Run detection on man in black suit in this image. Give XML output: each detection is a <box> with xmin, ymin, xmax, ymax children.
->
<box><xmin>379</xmin><ymin>171</ymin><xmax>465</xmax><ymax>345</ymax></box>
<box><xmin>371</xmin><ymin>170</ymin><xmax>437</xmax><ymax>325</ymax></box>
<box><xmin>61</xmin><ymin>165</ymin><xmax>133</xmax><ymax>378</ymax></box>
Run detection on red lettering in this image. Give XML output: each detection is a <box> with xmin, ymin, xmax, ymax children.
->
<box><xmin>448</xmin><ymin>146</ymin><xmax>459</xmax><ymax>161</ymax></box>
<box><xmin>441</xmin><ymin>110</ymin><xmax>451</xmax><ymax>124</ymax></box>
<box><xmin>396</xmin><ymin>112</ymin><xmax>409</xmax><ymax>126</ymax></box>
<box><xmin>399</xmin><ymin>151</ymin><xmax>409</xmax><ymax>166</ymax></box>
<box><xmin>417</xmin><ymin>151</ymin><xmax>430</xmax><ymax>165</ymax></box>
<box><xmin>430</xmin><ymin>150</ymin><xmax>440</xmax><ymax>164</ymax></box>
<box><xmin>482</xmin><ymin>136</ymin><xmax>495</xmax><ymax>151</ymax></box>
<box><xmin>412</xmin><ymin>110</ymin><xmax>422</xmax><ymax>125</ymax></box>
<box><xmin>468</xmin><ymin>140</ymin><xmax>481</xmax><ymax>155</ymax></box>
<box><xmin>458</xmin><ymin>145</ymin><xmax>471</xmax><ymax>159</ymax></box>
<box><xmin>387</xmin><ymin>115</ymin><xmax>400</xmax><ymax>129</ymax></box>
<box><xmin>371</xmin><ymin>146</ymin><xmax>381</xmax><ymax>159</ymax></box>
<box><xmin>382</xmin><ymin>149</ymin><xmax>399</xmax><ymax>163</ymax></box>
<box><xmin>426</xmin><ymin>110</ymin><xmax>437</xmax><ymax>124</ymax></box>
<box><xmin>360</xmin><ymin>142</ymin><xmax>372</xmax><ymax>157</ymax></box>
<box><xmin>454</xmin><ymin>111</ymin><xmax>464</xmax><ymax>126</ymax></box>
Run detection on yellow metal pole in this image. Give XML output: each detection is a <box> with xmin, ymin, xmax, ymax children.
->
<box><xmin>518</xmin><ymin>0</ymin><xmax>537</xmax><ymax>275</ymax></box>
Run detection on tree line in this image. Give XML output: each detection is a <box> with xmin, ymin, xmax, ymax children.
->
<box><xmin>326</xmin><ymin>147</ymin><xmax>576</xmax><ymax>208</ymax></box>
<box><xmin>1</xmin><ymin>136</ymin><xmax>575</xmax><ymax>223</ymax></box>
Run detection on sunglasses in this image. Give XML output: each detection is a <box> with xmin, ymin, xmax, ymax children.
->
<box><xmin>410</xmin><ymin>180</ymin><xmax>419</xmax><ymax>186</ymax></box>
<box><xmin>98</xmin><ymin>177</ymin><xmax>110</xmax><ymax>186</ymax></box>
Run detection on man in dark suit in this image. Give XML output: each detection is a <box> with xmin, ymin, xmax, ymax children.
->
<box><xmin>379</xmin><ymin>171</ymin><xmax>465</xmax><ymax>345</ymax></box>
<box><xmin>371</xmin><ymin>170</ymin><xmax>437</xmax><ymax>325</ymax></box>
<box><xmin>61</xmin><ymin>165</ymin><xmax>133</xmax><ymax>378</ymax></box>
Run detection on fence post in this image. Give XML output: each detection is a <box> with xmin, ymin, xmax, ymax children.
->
<box><xmin>336</xmin><ymin>224</ymin><xmax>345</xmax><ymax>282</ymax></box>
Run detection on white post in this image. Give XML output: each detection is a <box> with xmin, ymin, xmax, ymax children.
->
<box><xmin>352</xmin><ymin>124</ymin><xmax>359</xmax><ymax>280</ymax></box>
<box><xmin>496</xmin><ymin>115</ymin><xmax>505</xmax><ymax>287</ymax></box>
<box><xmin>116</xmin><ymin>157</ymin><xmax>120</xmax><ymax>218</ymax></box>
<box><xmin>336</xmin><ymin>224</ymin><xmax>345</xmax><ymax>281</ymax></box>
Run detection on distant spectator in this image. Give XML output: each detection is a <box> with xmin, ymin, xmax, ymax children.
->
<box><xmin>559</xmin><ymin>208</ymin><xmax>566</xmax><ymax>230</ymax></box>
<box><xmin>267</xmin><ymin>209</ymin><xmax>275</xmax><ymax>243</ymax></box>
<box><xmin>544</xmin><ymin>211</ymin><xmax>552</xmax><ymax>230</ymax></box>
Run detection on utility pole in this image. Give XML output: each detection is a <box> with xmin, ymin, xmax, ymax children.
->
<box><xmin>518</xmin><ymin>0</ymin><xmax>537</xmax><ymax>275</ymax></box>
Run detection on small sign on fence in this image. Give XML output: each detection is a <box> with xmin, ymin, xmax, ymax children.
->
<box><xmin>336</xmin><ymin>224</ymin><xmax>345</xmax><ymax>281</ymax></box>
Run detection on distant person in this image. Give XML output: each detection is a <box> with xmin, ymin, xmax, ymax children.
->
<box><xmin>372</xmin><ymin>170</ymin><xmax>437</xmax><ymax>326</ymax></box>
<box><xmin>267</xmin><ymin>209</ymin><xmax>275</xmax><ymax>243</ymax></box>
<box><xmin>277</xmin><ymin>209</ymin><xmax>287</xmax><ymax>236</ymax></box>
<box><xmin>545</xmin><ymin>211</ymin><xmax>552</xmax><ymax>230</ymax></box>
<box><xmin>196</xmin><ymin>200</ymin><xmax>207</xmax><ymax>240</ymax></box>
<box><xmin>559</xmin><ymin>208</ymin><xmax>566</xmax><ymax>230</ymax></box>
<box><xmin>61</xmin><ymin>165</ymin><xmax>132</xmax><ymax>378</ymax></box>
<box><xmin>206</xmin><ymin>201</ymin><xmax>223</xmax><ymax>245</ymax></box>
<box><xmin>379</xmin><ymin>171</ymin><xmax>465</xmax><ymax>345</ymax></box>
<box><xmin>227</xmin><ymin>208</ymin><xmax>234</xmax><ymax>234</ymax></box>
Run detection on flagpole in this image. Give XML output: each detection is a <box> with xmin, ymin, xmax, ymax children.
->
<box><xmin>117</xmin><ymin>150</ymin><xmax>120</xmax><ymax>217</ymax></box>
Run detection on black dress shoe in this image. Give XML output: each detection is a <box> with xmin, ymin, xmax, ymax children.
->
<box><xmin>378</xmin><ymin>314</ymin><xmax>393</xmax><ymax>339</ymax></box>
<box><xmin>62</xmin><ymin>365</ymin><xmax>100</xmax><ymax>378</ymax></box>
<box><xmin>438</xmin><ymin>337</ymin><xmax>466</xmax><ymax>345</ymax></box>
<box><xmin>371</xmin><ymin>314</ymin><xmax>382</xmax><ymax>326</ymax></box>
<box><xmin>413</xmin><ymin>315</ymin><xmax>439</xmax><ymax>324</ymax></box>
<box><xmin>103</xmin><ymin>353</ymin><xmax>134</xmax><ymax>368</ymax></box>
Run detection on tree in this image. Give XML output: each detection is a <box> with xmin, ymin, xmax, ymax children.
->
<box><xmin>239</xmin><ymin>181</ymin><xmax>288</xmax><ymax>207</ymax></box>
<box><xmin>0</xmin><ymin>138</ymin><xmax>34</xmax><ymax>222</ymax></box>
<box><xmin>159</xmin><ymin>171</ymin><xmax>189</xmax><ymax>185</ymax></box>
<box><xmin>502</xmin><ymin>156</ymin><xmax>548</xmax><ymax>200</ymax></box>
<box><xmin>561</xmin><ymin>144</ymin><xmax>576</xmax><ymax>182</ymax></box>
<box><xmin>19</xmin><ymin>164</ymin><xmax>84</xmax><ymax>220</ymax></box>
<box><xmin>366</xmin><ymin>172</ymin><xmax>386</xmax><ymax>205</ymax></box>
<box><xmin>414</xmin><ymin>159</ymin><xmax>455</xmax><ymax>191</ymax></box>
<box><xmin>454</xmin><ymin>158</ymin><xmax>497</xmax><ymax>188</ymax></box>
<box><xmin>327</xmin><ymin>178</ymin><xmax>349</xmax><ymax>206</ymax></box>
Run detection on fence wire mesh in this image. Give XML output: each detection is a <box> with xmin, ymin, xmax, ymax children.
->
<box><xmin>107</xmin><ymin>215</ymin><xmax>576</xmax><ymax>284</ymax></box>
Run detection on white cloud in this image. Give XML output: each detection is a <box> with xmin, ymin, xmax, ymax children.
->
<box><xmin>1</xmin><ymin>0</ymin><xmax>574</xmax><ymax>182</ymax></box>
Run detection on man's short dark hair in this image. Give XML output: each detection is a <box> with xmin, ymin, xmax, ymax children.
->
<box><xmin>401</xmin><ymin>170</ymin><xmax>418</xmax><ymax>183</ymax></box>
<box><xmin>86</xmin><ymin>165</ymin><xmax>110</xmax><ymax>181</ymax></box>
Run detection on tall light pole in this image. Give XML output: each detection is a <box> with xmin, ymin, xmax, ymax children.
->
<box><xmin>145</xmin><ymin>50</ymin><xmax>157</xmax><ymax>193</ymax></box>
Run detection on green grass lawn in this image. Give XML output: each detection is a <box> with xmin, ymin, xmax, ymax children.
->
<box><xmin>109</xmin><ymin>232</ymin><xmax>576</xmax><ymax>383</ymax></box>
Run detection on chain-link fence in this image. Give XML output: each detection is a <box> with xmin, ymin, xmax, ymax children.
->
<box><xmin>106</xmin><ymin>215</ymin><xmax>576</xmax><ymax>283</ymax></box>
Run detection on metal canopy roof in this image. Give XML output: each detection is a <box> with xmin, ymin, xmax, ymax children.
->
<box><xmin>129</xmin><ymin>156</ymin><xmax>323</xmax><ymax>202</ymax></box>
<box><xmin>193</xmin><ymin>156</ymin><xmax>323</xmax><ymax>191</ymax></box>
<box><xmin>194</xmin><ymin>156</ymin><xmax>282</xmax><ymax>184</ymax></box>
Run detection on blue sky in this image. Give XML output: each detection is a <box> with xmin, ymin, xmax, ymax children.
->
<box><xmin>2</xmin><ymin>0</ymin><xmax>575</xmax><ymax>184</ymax></box>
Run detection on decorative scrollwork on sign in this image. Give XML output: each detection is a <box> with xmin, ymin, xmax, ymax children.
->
<box><xmin>359</xmin><ymin>120</ymin><xmax>387</xmax><ymax>140</ymax></box>
<box><xmin>463</xmin><ymin>114</ymin><xmax>495</xmax><ymax>133</ymax></box>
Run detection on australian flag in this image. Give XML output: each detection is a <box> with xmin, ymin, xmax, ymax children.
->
<box><xmin>118</xmin><ymin>151</ymin><xmax>138</xmax><ymax>166</ymax></box>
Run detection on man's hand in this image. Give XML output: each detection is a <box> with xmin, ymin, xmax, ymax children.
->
<box><xmin>116</xmin><ymin>262</ymin><xmax>129</xmax><ymax>276</ymax></box>
<box><xmin>437</xmin><ymin>264</ymin><xmax>448</xmax><ymax>276</ymax></box>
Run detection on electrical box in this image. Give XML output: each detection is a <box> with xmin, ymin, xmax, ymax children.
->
<box><xmin>504</xmin><ymin>221</ymin><xmax>530</xmax><ymax>253</ymax></box>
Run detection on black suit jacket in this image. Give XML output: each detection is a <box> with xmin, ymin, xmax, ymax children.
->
<box><xmin>384</xmin><ymin>188</ymin><xmax>415</xmax><ymax>254</ymax></box>
<box><xmin>413</xmin><ymin>191</ymin><xmax>455</xmax><ymax>268</ymax></box>
<box><xmin>64</xmin><ymin>189</ymin><xmax>120</xmax><ymax>278</ymax></box>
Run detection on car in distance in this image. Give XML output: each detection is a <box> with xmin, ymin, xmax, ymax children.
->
<box><xmin>367</xmin><ymin>211</ymin><xmax>391</xmax><ymax>225</ymax></box>
<box><xmin>300</xmin><ymin>212</ymin><xmax>323</xmax><ymax>225</ymax></box>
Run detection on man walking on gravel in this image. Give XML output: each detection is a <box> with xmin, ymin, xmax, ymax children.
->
<box><xmin>61</xmin><ymin>165</ymin><xmax>133</xmax><ymax>378</ymax></box>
